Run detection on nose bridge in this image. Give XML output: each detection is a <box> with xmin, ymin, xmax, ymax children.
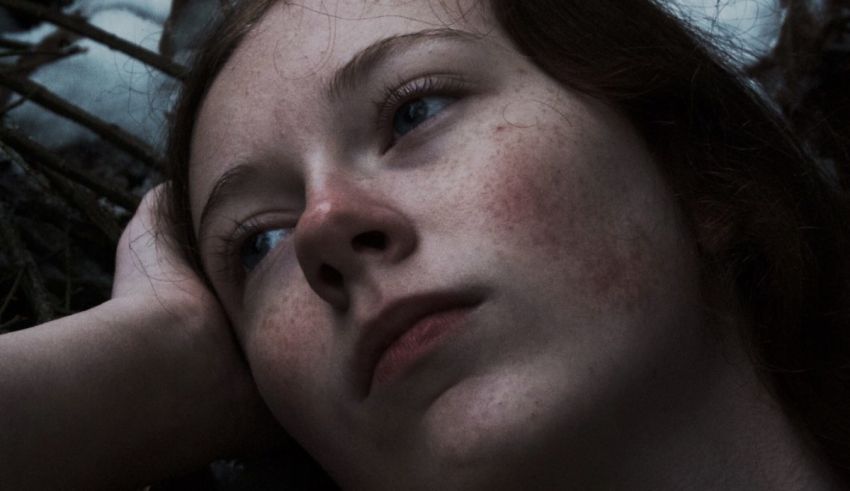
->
<box><xmin>300</xmin><ymin>172</ymin><xmax>378</xmax><ymax>240</ymax></box>
<box><xmin>305</xmin><ymin>171</ymin><xmax>366</xmax><ymax>218</ymax></box>
<box><xmin>294</xmin><ymin>172</ymin><xmax>418</xmax><ymax>310</ymax></box>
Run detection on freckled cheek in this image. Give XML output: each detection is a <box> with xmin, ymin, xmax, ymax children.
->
<box><xmin>238</xmin><ymin>274</ymin><xmax>332</xmax><ymax>416</ymax></box>
<box><xmin>471</xmin><ymin>128</ymin><xmax>584</xmax><ymax>260</ymax></box>
<box><xmin>467</xmin><ymin>126</ymin><xmax>646</xmax><ymax>308</ymax></box>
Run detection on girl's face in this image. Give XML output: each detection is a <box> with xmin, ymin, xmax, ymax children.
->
<box><xmin>190</xmin><ymin>0</ymin><xmax>713</xmax><ymax>487</ymax></box>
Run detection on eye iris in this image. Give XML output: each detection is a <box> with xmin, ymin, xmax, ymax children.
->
<box><xmin>392</xmin><ymin>96</ymin><xmax>453</xmax><ymax>137</ymax></box>
<box><xmin>240</xmin><ymin>228</ymin><xmax>289</xmax><ymax>272</ymax></box>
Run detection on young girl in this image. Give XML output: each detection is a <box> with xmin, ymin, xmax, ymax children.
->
<box><xmin>2</xmin><ymin>0</ymin><xmax>848</xmax><ymax>488</ymax></box>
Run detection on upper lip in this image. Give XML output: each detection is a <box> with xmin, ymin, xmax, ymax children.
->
<box><xmin>352</xmin><ymin>288</ymin><xmax>485</xmax><ymax>397</ymax></box>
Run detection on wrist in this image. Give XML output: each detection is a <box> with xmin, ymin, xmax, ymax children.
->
<box><xmin>106</xmin><ymin>295</ymin><xmax>283</xmax><ymax>459</ymax></box>
<box><xmin>91</xmin><ymin>297</ymin><xmax>262</xmax><ymax>478</ymax></box>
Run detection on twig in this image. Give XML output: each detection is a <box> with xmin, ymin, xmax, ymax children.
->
<box><xmin>1</xmin><ymin>44</ymin><xmax>87</xmax><ymax>72</ymax></box>
<box><xmin>0</xmin><ymin>96</ymin><xmax>26</xmax><ymax>116</ymax></box>
<box><xmin>0</xmin><ymin>201</ymin><xmax>55</xmax><ymax>323</ymax></box>
<box><xmin>0</xmin><ymin>269</ymin><xmax>24</xmax><ymax>320</ymax></box>
<box><xmin>63</xmin><ymin>223</ymin><xmax>71</xmax><ymax>311</ymax></box>
<box><xmin>0</xmin><ymin>72</ymin><xmax>164</xmax><ymax>170</ymax></box>
<box><xmin>40</xmin><ymin>166</ymin><xmax>123</xmax><ymax>243</ymax></box>
<box><xmin>0</xmin><ymin>0</ymin><xmax>188</xmax><ymax>81</ymax></box>
<box><xmin>0</xmin><ymin>126</ymin><xmax>140</xmax><ymax>211</ymax></box>
<box><xmin>0</xmin><ymin>47</ymin><xmax>82</xmax><ymax>58</ymax></box>
<box><xmin>0</xmin><ymin>142</ymin><xmax>123</xmax><ymax>242</ymax></box>
<box><xmin>0</xmin><ymin>38</ymin><xmax>34</xmax><ymax>51</ymax></box>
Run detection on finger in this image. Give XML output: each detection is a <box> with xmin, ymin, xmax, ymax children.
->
<box><xmin>111</xmin><ymin>184</ymin><xmax>197</xmax><ymax>299</ymax></box>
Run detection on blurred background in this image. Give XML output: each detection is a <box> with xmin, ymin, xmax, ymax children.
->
<box><xmin>0</xmin><ymin>0</ymin><xmax>222</xmax><ymax>333</ymax></box>
<box><xmin>0</xmin><ymin>0</ymin><xmax>845</xmax><ymax>487</ymax></box>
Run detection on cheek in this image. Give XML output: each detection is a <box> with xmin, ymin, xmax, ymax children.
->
<box><xmin>479</xmin><ymin>143</ymin><xmax>571</xmax><ymax>256</ymax></box>
<box><xmin>239</xmin><ymin>276</ymin><xmax>333</xmax><ymax>423</ymax></box>
<box><xmin>472</xmin><ymin>122</ymin><xmax>646</xmax><ymax>309</ymax></box>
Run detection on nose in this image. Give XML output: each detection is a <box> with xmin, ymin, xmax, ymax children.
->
<box><xmin>294</xmin><ymin>182</ymin><xmax>418</xmax><ymax>309</ymax></box>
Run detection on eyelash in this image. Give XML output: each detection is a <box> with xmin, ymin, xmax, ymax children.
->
<box><xmin>211</xmin><ymin>74</ymin><xmax>470</xmax><ymax>279</ymax></box>
<box><xmin>375</xmin><ymin>73</ymin><xmax>470</xmax><ymax>148</ymax></box>
<box><xmin>210</xmin><ymin>214</ymin><xmax>282</xmax><ymax>281</ymax></box>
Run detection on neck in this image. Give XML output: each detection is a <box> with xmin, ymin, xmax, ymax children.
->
<box><xmin>593</xmin><ymin>328</ymin><xmax>842</xmax><ymax>490</ymax></box>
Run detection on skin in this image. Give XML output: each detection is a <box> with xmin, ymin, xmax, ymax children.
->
<box><xmin>188</xmin><ymin>1</ymin><xmax>839</xmax><ymax>489</ymax></box>
<box><xmin>0</xmin><ymin>187</ymin><xmax>282</xmax><ymax>489</ymax></box>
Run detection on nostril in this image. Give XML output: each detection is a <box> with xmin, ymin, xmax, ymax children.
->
<box><xmin>352</xmin><ymin>230</ymin><xmax>387</xmax><ymax>252</ymax></box>
<box><xmin>319</xmin><ymin>264</ymin><xmax>344</xmax><ymax>289</ymax></box>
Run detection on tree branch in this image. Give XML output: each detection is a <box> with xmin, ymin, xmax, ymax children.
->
<box><xmin>0</xmin><ymin>269</ymin><xmax>24</xmax><ymax>321</ymax></box>
<box><xmin>0</xmin><ymin>44</ymin><xmax>86</xmax><ymax>72</ymax></box>
<box><xmin>0</xmin><ymin>201</ymin><xmax>55</xmax><ymax>324</ymax></box>
<box><xmin>0</xmin><ymin>72</ymin><xmax>165</xmax><ymax>171</ymax></box>
<box><xmin>0</xmin><ymin>125</ymin><xmax>140</xmax><ymax>211</ymax></box>
<box><xmin>40</xmin><ymin>167</ymin><xmax>123</xmax><ymax>243</ymax></box>
<box><xmin>0</xmin><ymin>96</ymin><xmax>26</xmax><ymax>116</ymax></box>
<box><xmin>0</xmin><ymin>136</ymin><xmax>124</xmax><ymax>242</ymax></box>
<box><xmin>0</xmin><ymin>0</ymin><xmax>188</xmax><ymax>81</ymax></box>
<box><xmin>0</xmin><ymin>38</ymin><xmax>34</xmax><ymax>51</ymax></box>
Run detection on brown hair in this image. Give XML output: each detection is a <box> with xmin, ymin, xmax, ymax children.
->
<box><xmin>166</xmin><ymin>0</ymin><xmax>850</xmax><ymax>481</ymax></box>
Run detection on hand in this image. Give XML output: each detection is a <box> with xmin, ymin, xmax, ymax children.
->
<box><xmin>112</xmin><ymin>184</ymin><xmax>285</xmax><ymax>457</ymax></box>
<box><xmin>0</xmin><ymin>185</ymin><xmax>283</xmax><ymax>489</ymax></box>
<box><xmin>112</xmin><ymin>184</ymin><xmax>212</xmax><ymax>312</ymax></box>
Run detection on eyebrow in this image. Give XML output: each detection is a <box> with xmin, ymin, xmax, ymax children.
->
<box><xmin>198</xmin><ymin>28</ymin><xmax>482</xmax><ymax>238</ymax></box>
<box><xmin>198</xmin><ymin>163</ymin><xmax>257</xmax><ymax>238</ymax></box>
<box><xmin>323</xmin><ymin>27</ymin><xmax>482</xmax><ymax>102</ymax></box>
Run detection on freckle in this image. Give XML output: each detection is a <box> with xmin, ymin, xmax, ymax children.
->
<box><xmin>586</xmin><ymin>247</ymin><xmax>623</xmax><ymax>299</ymax></box>
<box><xmin>495</xmin><ymin>125</ymin><xmax>506</xmax><ymax>132</ymax></box>
<box><xmin>261</xmin><ymin>302</ymin><xmax>281</xmax><ymax>333</ymax></box>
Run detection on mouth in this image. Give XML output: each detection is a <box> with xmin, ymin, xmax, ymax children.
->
<box><xmin>354</xmin><ymin>289</ymin><xmax>485</xmax><ymax>397</ymax></box>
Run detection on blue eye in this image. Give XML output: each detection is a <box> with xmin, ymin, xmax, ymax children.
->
<box><xmin>392</xmin><ymin>96</ymin><xmax>454</xmax><ymax>137</ymax></box>
<box><xmin>240</xmin><ymin>228</ymin><xmax>291</xmax><ymax>272</ymax></box>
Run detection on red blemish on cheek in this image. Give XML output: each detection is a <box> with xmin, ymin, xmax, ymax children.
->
<box><xmin>477</xmin><ymin>126</ymin><xmax>650</xmax><ymax>310</ymax></box>
<box><xmin>479</xmin><ymin>133</ymin><xmax>574</xmax><ymax>261</ymax></box>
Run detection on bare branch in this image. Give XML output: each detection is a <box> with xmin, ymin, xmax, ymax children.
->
<box><xmin>63</xmin><ymin>224</ymin><xmax>71</xmax><ymax>311</ymax></box>
<box><xmin>0</xmin><ymin>96</ymin><xmax>26</xmax><ymax>116</ymax></box>
<box><xmin>0</xmin><ymin>45</ymin><xmax>83</xmax><ymax>58</ymax></box>
<box><xmin>0</xmin><ymin>201</ymin><xmax>55</xmax><ymax>323</ymax></box>
<box><xmin>0</xmin><ymin>135</ymin><xmax>124</xmax><ymax>242</ymax></box>
<box><xmin>0</xmin><ymin>38</ymin><xmax>34</xmax><ymax>51</ymax></box>
<box><xmin>0</xmin><ymin>125</ymin><xmax>140</xmax><ymax>211</ymax></box>
<box><xmin>0</xmin><ymin>72</ymin><xmax>165</xmax><ymax>171</ymax></box>
<box><xmin>0</xmin><ymin>269</ymin><xmax>24</xmax><ymax>320</ymax></box>
<box><xmin>46</xmin><ymin>169</ymin><xmax>123</xmax><ymax>246</ymax></box>
<box><xmin>0</xmin><ymin>44</ymin><xmax>86</xmax><ymax>72</ymax></box>
<box><xmin>45</xmin><ymin>169</ymin><xmax>123</xmax><ymax>243</ymax></box>
<box><xmin>0</xmin><ymin>0</ymin><xmax>188</xmax><ymax>81</ymax></box>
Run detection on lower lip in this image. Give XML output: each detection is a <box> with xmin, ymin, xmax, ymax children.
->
<box><xmin>372</xmin><ymin>307</ymin><xmax>474</xmax><ymax>387</ymax></box>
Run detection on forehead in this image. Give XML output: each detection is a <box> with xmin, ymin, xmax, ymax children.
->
<box><xmin>189</xmin><ymin>0</ymin><xmax>493</xmax><ymax>225</ymax></box>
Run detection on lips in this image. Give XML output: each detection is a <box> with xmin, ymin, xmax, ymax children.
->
<box><xmin>353</xmin><ymin>289</ymin><xmax>484</xmax><ymax>397</ymax></box>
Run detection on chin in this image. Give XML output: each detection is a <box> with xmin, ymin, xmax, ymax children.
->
<box><xmin>399</xmin><ymin>365</ymin><xmax>572</xmax><ymax>488</ymax></box>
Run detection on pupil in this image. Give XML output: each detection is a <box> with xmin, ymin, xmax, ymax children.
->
<box><xmin>406</xmin><ymin>101</ymin><xmax>427</xmax><ymax>123</ymax></box>
<box><xmin>240</xmin><ymin>229</ymin><xmax>288</xmax><ymax>271</ymax></box>
<box><xmin>391</xmin><ymin>96</ymin><xmax>454</xmax><ymax>138</ymax></box>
